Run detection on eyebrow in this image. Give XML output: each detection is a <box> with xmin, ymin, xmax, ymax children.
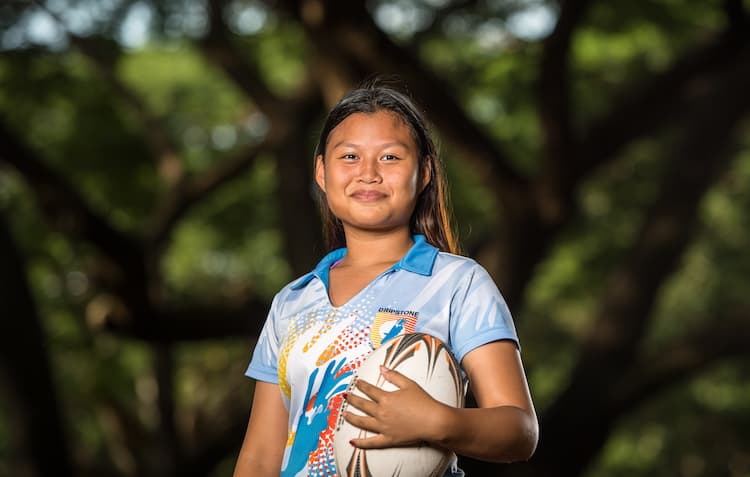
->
<box><xmin>330</xmin><ymin>141</ymin><xmax>411</xmax><ymax>150</ymax></box>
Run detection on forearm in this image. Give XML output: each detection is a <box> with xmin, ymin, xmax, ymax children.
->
<box><xmin>233</xmin><ymin>452</ymin><xmax>281</xmax><ymax>477</ymax></box>
<box><xmin>233</xmin><ymin>382</ymin><xmax>287</xmax><ymax>477</ymax></box>
<box><xmin>430</xmin><ymin>403</ymin><xmax>538</xmax><ymax>463</ymax></box>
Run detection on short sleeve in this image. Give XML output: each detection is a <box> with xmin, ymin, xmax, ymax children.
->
<box><xmin>449</xmin><ymin>263</ymin><xmax>519</xmax><ymax>364</ymax></box>
<box><xmin>245</xmin><ymin>293</ymin><xmax>282</xmax><ymax>383</ymax></box>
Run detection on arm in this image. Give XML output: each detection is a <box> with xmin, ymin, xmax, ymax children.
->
<box><xmin>233</xmin><ymin>381</ymin><xmax>289</xmax><ymax>477</ymax></box>
<box><xmin>346</xmin><ymin>340</ymin><xmax>538</xmax><ymax>462</ymax></box>
<box><xmin>434</xmin><ymin>340</ymin><xmax>538</xmax><ymax>462</ymax></box>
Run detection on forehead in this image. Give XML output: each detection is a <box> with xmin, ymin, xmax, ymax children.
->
<box><xmin>327</xmin><ymin>110</ymin><xmax>416</xmax><ymax>149</ymax></box>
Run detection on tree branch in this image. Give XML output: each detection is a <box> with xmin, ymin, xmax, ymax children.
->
<box><xmin>580</xmin><ymin>56</ymin><xmax>750</xmax><ymax>369</ymax></box>
<box><xmin>488</xmin><ymin>0</ymin><xmax>593</xmax><ymax>308</ymax></box>
<box><xmin>536</xmin><ymin>0</ymin><xmax>592</xmax><ymax>220</ymax></box>
<box><xmin>199</xmin><ymin>0</ymin><xmax>288</xmax><ymax>123</ymax></box>
<box><xmin>410</xmin><ymin>0</ymin><xmax>482</xmax><ymax>46</ymax></box>
<box><xmin>612</xmin><ymin>310</ymin><xmax>750</xmax><ymax>414</ymax></box>
<box><xmin>0</xmin><ymin>211</ymin><xmax>74</xmax><ymax>477</ymax></box>
<box><xmin>723</xmin><ymin>0</ymin><xmax>750</xmax><ymax>34</ymax></box>
<box><xmin>149</xmin><ymin>137</ymin><xmax>275</xmax><ymax>249</ymax></box>
<box><xmin>154</xmin><ymin>345</ymin><xmax>183</xmax><ymax>474</ymax></box>
<box><xmin>100</xmin><ymin>299</ymin><xmax>268</xmax><ymax>343</ymax></box>
<box><xmin>33</xmin><ymin>2</ymin><xmax>185</xmax><ymax>185</ymax></box>
<box><xmin>0</xmin><ymin>119</ymin><xmax>146</xmax><ymax>285</ymax></box>
<box><xmin>274</xmin><ymin>96</ymin><xmax>327</xmax><ymax>273</ymax></box>
<box><xmin>501</xmin><ymin>20</ymin><xmax>750</xmax><ymax>308</ymax></box>
<box><xmin>576</xmin><ymin>26</ymin><xmax>750</xmax><ymax>182</ymax></box>
<box><xmin>194</xmin><ymin>0</ymin><xmax>327</xmax><ymax>272</ymax></box>
<box><xmin>0</xmin><ymin>118</ymin><xmax>273</xmax><ymax>344</ymax></box>
<box><xmin>518</xmin><ymin>43</ymin><xmax>750</xmax><ymax>477</ymax></box>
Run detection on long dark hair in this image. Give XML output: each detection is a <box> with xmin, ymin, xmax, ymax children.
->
<box><xmin>313</xmin><ymin>78</ymin><xmax>459</xmax><ymax>254</ymax></box>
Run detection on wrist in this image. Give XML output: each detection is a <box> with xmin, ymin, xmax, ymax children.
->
<box><xmin>426</xmin><ymin>401</ymin><xmax>460</xmax><ymax>447</ymax></box>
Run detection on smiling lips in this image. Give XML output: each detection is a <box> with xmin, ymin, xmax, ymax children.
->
<box><xmin>351</xmin><ymin>190</ymin><xmax>387</xmax><ymax>201</ymax></box>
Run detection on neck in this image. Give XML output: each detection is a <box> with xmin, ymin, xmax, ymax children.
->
<box><xmin>340</xmin><ymin>227</ymin><xmax>413</xmax><ymax>267</ymax></box>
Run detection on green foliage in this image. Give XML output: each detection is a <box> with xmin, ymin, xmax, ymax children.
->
<box><xmin>1</xmin><ymin>1</ymin><xmax>749</xmax><ymax>476</ymax></box>
<box><xmin>571</xmin><ymin>0</ymin><xmax>724</xmax><ymax>125</ymax></box>
<box><xmin>647</xmin><ymin>133</ymin><xmax>750</xmax><ymax>348</ymax></box>
<box><xmin>161</xmin><ymin>154</ymin><xmax>291</xmax><ymax>300</ymax></box>
<box><xmin>590</xmin><ymin>362</ymin><xmax>750</xmax><ymax>477</ymax></box>
<box><xmin>251</xmin><ymin>23</ymin><xmax>310</xmax><ymax>97</ymax></box>
<box><xmin>0</xmin><ymin>50</ymin><xmax>156</xmax><ymax>231</ymax></box>
<box><xmin>421</xmin><ymin>28</ymin><xmax>543</xmax><ymax>174</ymax></box>
<box><xmin>522</xmin><ymin>138</ymin><xmax>666</xmax><ymax>405</ymax></box>
<box><xmin>118</xmin><ymin>44</ymin><xmax>257</xmax><ymax>171</ymax></box>
<box><xmin>443</xmin><ymin>146</ymin><xmax>499</xmax><ymax>251</ymax></box>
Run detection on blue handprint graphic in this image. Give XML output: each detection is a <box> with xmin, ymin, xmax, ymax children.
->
<box><xmin>282</xmin><ymin>358</ymin><xmax>352</xmax><ymax>476</ymax></box>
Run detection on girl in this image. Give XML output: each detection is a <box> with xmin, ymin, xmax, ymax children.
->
<box><xmin>233</xmin><ymin>79</ymin><xmax>538</xmax><ymax>477</ymax></box>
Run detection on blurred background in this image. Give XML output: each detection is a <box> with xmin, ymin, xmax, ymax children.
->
<box><xmin>1</xmin><ymin>0</ymin><xmax>750</xmax><ymax>476</ymax></box>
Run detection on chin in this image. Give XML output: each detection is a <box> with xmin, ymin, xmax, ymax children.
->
<box><xmin>336</xmin><ymin>210</ymin><xmax>412</xmax><ymax>233</ymax></box>
<box><xmin>346</xmin><ymin>220</ymin><xmax>411</xmax><ymax>234</ymax></box>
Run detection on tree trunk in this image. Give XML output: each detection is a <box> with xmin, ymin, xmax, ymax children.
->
<box><xmin>0</xmin><ymin>212</ymin><xmax>74</xmax><ymax>477</ymax></box>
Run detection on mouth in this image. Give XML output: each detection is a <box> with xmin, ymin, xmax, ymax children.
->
<box><xmin>351</xmin><ymin>190</ymin><xmax>387</xmax><ymax>201</ymax></box>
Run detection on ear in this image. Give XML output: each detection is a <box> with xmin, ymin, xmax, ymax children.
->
<box><xmin>315</xmin><ymin>154</ymin><xmax>326</xmax><ymax>192</ymax></box>
<box><xmin>419</xmin><ymin>157</ymin><xmax>431</xmax><ymax>193</ymax></box>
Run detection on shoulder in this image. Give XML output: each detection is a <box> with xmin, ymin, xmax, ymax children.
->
<box><xmin>434</xmin><ymin>251</ymin><xmax>478</xmax><ymax>267</ymax></box>
<box><xmin>420</xmin><ymin>252</ymin><xmax>499</xmax><ymax>296</ymax></box>
<box><xmin>432</xmin><ymin>252</ymin><xmax>491</xmax><ymax>279</ymax></box>
<box><xmin>437</xmin><ymin>253</ymin><xmax>506</xmax><ymax>302</ymax></box>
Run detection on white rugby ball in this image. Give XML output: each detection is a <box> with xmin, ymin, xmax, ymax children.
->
<box><xmin>333</xmin><ymin>333</ymin><xmax>465</xmax><ymax>477</ymax></box>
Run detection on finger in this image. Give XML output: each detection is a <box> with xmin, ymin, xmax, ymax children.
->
<box><xmin>343</xmin><ymin>411</ymin><xmax>381</xmax><ymax>434</ymax></box>
<box><xmin>350</xmin><ymin>433</ymin><xmax>391</xmax><ymax>449</ymax></box>
<box><xmin>379</xmin><ymin>366</ymin><xmax>414</xmax><ymax>389</ymax></box>
<box><xmin>351</xmin><ymin>434</ymin><xmax>424</xmax><ymax>450</ymax></box>
<box><xmin>354</xmin><ymin>379</ymin><xmax>385</xmax><ymax>401</ymax></box>
<box><xmin>344</xmin><ymin>393</ymin><xmax>378</xmax><ymax>416</ymax></box>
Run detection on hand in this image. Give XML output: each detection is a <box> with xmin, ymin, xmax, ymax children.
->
<box><xmin>343</xmin><ymin>366</ymin><xmax>447</xmax><ymax>449</ymax></box>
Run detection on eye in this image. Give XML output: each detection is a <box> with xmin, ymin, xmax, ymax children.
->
<box><xmin>381</xmin><ymin>154</ymin><xmax>399</xmax><ymax>161</ymax></box>
<box><xmin>341</xmin><ymin>153</ymin><xmax>358</xmax><ymax>160</ymax></box>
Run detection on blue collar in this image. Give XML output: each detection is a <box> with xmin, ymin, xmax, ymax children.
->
<box><xmin>290</xmin><ymin>235</ymin><xmax>439</xmax><ymax>290</ymax></box>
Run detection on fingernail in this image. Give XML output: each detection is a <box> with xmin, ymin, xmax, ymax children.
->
<box><xmin>349</xmin><ymin>439</ymin><xmax>355</xmax><ymax>446</ymax></box>
<box><xmin>380</xmin><ymin>365</ymin><xmax>389</xmax><ymax>373</ymax></box>
<box><xmin>342</xmin><ymin>392</ymin><xmax>347</xmax><ymax>399</ymax></box>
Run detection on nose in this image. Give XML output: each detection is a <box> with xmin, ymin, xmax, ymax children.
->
<box><xmin>357</xmin><ymin>156</ymin><xmax>382</xmax><ymax>184</ymax></box>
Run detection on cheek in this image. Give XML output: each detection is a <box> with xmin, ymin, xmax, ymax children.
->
<box><xmin>327</xmin><ymin>166</ymin><xmax>355</xmax><ymax>187</ymax></box>
<box><xmin>399</xmin><ymin>170</ymin><xmax>420</xmax><ymax>194</ymax></box>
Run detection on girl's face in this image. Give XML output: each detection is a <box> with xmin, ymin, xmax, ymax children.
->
<box><xmin>315</xmin><ymin>110</ymin><xmax>428</xmax><ymax>237</ymax></box>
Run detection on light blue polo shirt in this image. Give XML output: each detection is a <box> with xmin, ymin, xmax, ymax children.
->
<box><xmin>246</xmin><ymin>235</ymin><xmax>518</xmax><ymax>477</ymax></box>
